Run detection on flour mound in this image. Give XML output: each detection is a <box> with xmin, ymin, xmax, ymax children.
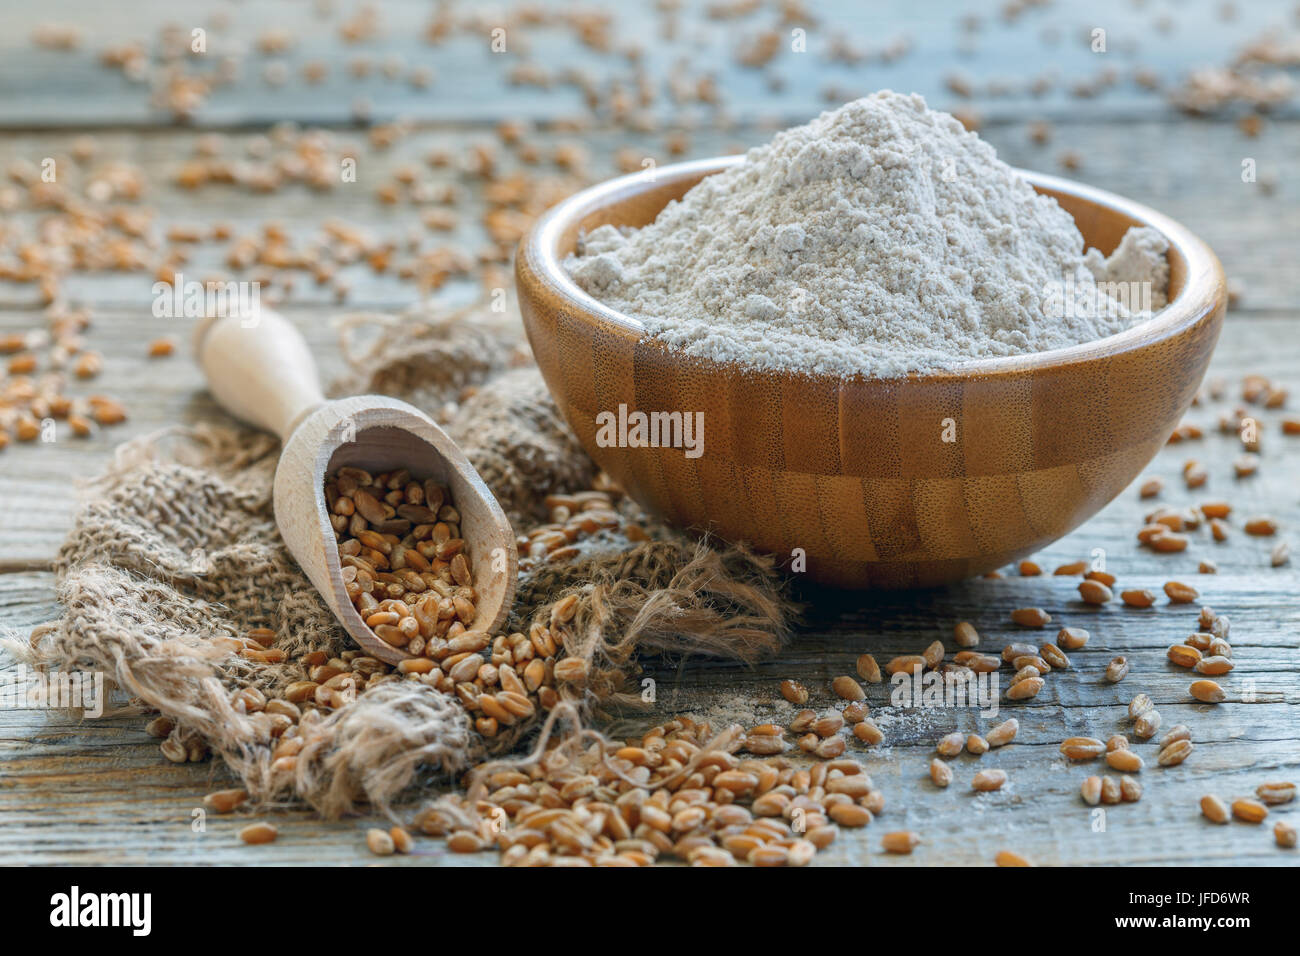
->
<box><xmin>567</xmin><ymin>91</ymin><xmax>1169</xmax><ymax>378</ymax></box>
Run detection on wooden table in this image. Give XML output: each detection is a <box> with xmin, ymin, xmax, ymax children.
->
<box><xmin>2</xmin><ymin>0</ymin><xmax>1297</xmax><ymax>866</ymax></box>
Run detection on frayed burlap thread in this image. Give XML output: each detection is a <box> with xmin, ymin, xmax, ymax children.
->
<box><xmin>19</xmin><ymin>305</ymin><xmax>797</xmax><ymax>819</ymax></box>
<box><xmin>515</xmin><ymin>540</ymin><xmax>792</xmax><ymax>706</ymax></box>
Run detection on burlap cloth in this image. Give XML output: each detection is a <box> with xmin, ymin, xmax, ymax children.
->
<box><xmin>19</xmin><ymin>306</ymin><xmax>797</xmax><ymax>818</ymax></box>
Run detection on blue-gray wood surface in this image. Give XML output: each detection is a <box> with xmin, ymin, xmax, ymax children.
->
<box><xmin>0</xmin><ymin>0</ymin><xmax>1296</xmax><ymax>865</ymax></box>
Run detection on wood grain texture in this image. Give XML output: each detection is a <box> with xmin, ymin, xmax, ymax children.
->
<box><xmin>3</xmin><ymin>316</ymin><xmax>1297</xmax><ymax>867</ymax></box>
<box><xmin>0</xmin><ymin>117</ymin><xmax>1293</xmax><ymax>312</ymax></box>
<box><xmin>0</xmin><ymin>0</ymin><xmax>1294</xmax><ymax>130</ymax></box>
<box><xmin>0</xmin><ymin>0</ymin><xmax>1297</xmax><ymax>865</ymax></box>
<box><xmin>1</xmin><ymin>220</ymin><xmax>1295</xmax><ymax>869</ymax></box>
<box><xmin>0</xmin><ymin>114</ymin><xmax>1288</xmax><ymax>562</ymax></box>
<box><xmin>518</xmin><ymin>158</ymin><xmax>1227</xmax><ymax>586</ymax></box>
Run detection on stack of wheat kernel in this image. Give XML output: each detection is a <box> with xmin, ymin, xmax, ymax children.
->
<box><xmin>1139</xmin><ymin>373</ymin><xmax>1294</xmax><ymax>567</ymax></box>
<box><xmin>226</xmin><ymin>712</ymin><xmax>914</xmax><ymax>864</ymax></box>
<box><xmin>414</xmin><ymin>714</ymin><xmax>906</xmax><ymax>866</ymax></box>
<box><xmin>516</xmin><ymin>487</ymin><xmax>647</xmax><ymax>571</ymax></box>
<box><xmin>1200</xmin><ymin>783</ymin><xmax>1298</xmax><ymax>848</ymax></box>
<box><xmin>790</xmin><ymin>571</ymin><xmax>1270</xmax><ymax>827</ymax></box>
<box><xmin>197</xmin><ymin>365</ymin><xmax>1295</xmax><ymax>860</ymax></box>
<box><xmin>327</xmin><ymin>465</ymin><xmax>564</xmax><ymax>738</ymax></box>
<box><xmin>190</xmin><ymin>474</ymin><xmax>653</xmax><ymax>788</ymax></box>
<box><xmin>328</xmin><ymin>465</ymin><xmax>480</xmax><ymax>654</ymax></box>
<box><xmin>0</xmin><ymin>308</ymin><xmax>131</xmax><ymax>448</ymax></box>
<box><xmin>322</xmin><ymin>469</ymin><xmax>656</xmax><ymax>738</ymax></box>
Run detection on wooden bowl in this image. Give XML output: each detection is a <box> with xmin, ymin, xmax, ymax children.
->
<box><xmin>516</xmin><ymin>156</ymin><xmax>1226</xmax><ymax>587</ymax></box>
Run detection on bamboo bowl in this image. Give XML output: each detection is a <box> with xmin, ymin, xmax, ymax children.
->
<box><xmin>516</xmin><ymin>156</ymin><xmax>1226</xmax><ymax>587</ymax></box>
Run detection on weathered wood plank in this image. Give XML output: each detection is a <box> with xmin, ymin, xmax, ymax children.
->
<box><xmin>0</xmin><ymin>305</ymin><xmax>351</xmax><ymax>564</ymax></box>
<box><xmin>1</xmin><ymin>310</ymin><xmax>1295</xmax><ymax>563</ymax></box>
<box><xmin>1</xmin><ymin>0</ymin><xmax>1298</xmax><ymax>864</ymax></box>
<box><xmin>1</xmin><ymin>600</ymin><xmax>1295</xmax><ymax>866</ymax></box>
<box><xmin>0</xmin><ymin>572</ymin><xmax>59</xmax><ymax>626</ymax></box>
<box><xmin>1</xmin><ymin>0</ymin><xmax>1291</xmax><ymax>129</ymax></box>
<box><xmin>0</xmin><ymin>707</ymin><xmax>1291</xmax><ymax>866</ymax></box>
<box><xmin>0</xmin><ymin>720</ymin><xmax>490</xmax><ymax>866</ymax></box>
<box><xmin>0</xmin><ymin>114</ymin><xmax>1296</xmax><ymax>563</ymax></box>
<box><xmin>2</xmin><ymin>312</ymin><xmax>1297</xmax><ymax>865</ymax></box>
<box><xmin>1</xmin><ymin>117</ymin><xmax>1296</xmax><ymax>312</ymax></box>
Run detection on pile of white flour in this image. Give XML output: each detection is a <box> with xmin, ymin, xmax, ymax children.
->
<box><xmin>566</xmin><ymin>92</ymin><xmax>1170</xmax><ymax>378</ymax></box>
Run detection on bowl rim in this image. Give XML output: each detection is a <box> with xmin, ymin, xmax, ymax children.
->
<box><xmin>522</xmin><ymin>154</ymin><xmax>1225</xmax><ymax>384</ymax></box>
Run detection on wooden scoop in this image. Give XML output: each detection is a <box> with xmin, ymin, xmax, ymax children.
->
<box><xmin>194</xmin><ymin>308</ymin><xmax>517</xmax><ymax>665</ymax></box>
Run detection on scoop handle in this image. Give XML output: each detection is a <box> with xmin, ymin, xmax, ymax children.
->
<box><xmin>194</xmin><ymin>309</ymin><xmax>327</xmax><ymax>442</ymax></box>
